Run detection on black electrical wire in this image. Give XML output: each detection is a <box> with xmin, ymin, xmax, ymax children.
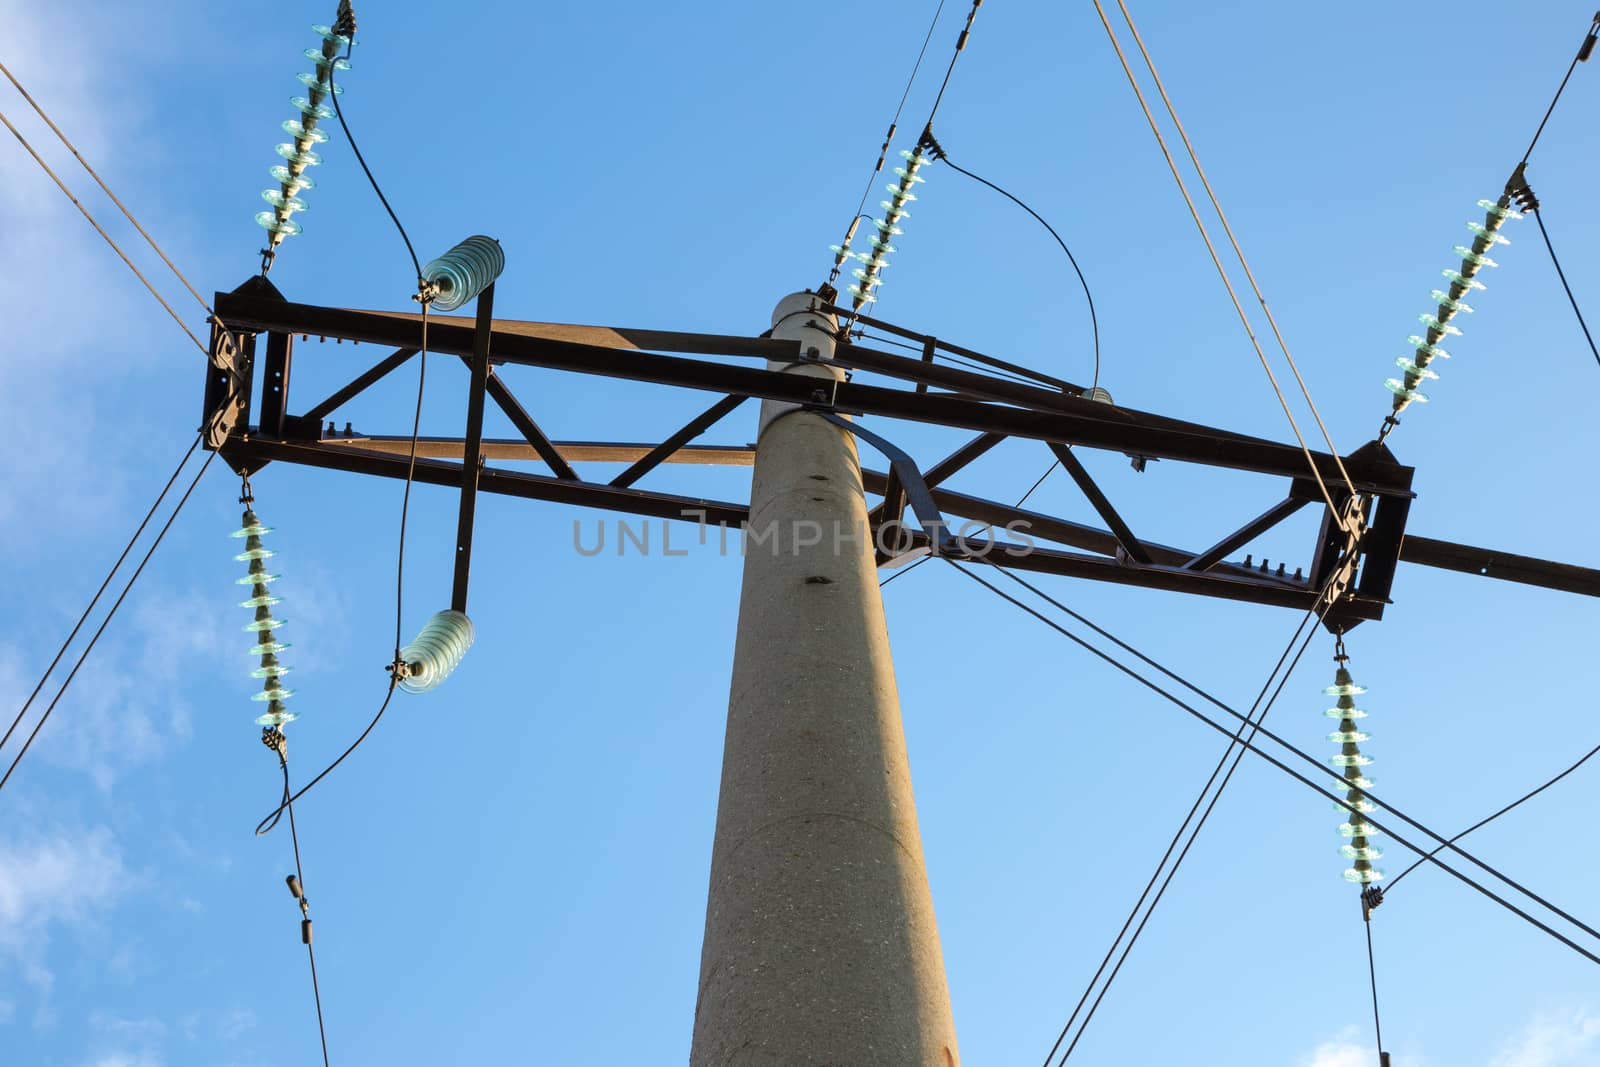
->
<box><xmin>1532</xmin><ymin>208</ymin><xmax>1600</xmax><ymax>370</ymax></box>
<box><xmin>1014</xmin><ymin>461</ymin><xmax>1059</xmax><ymax>509</ymax></box>
<box><xmin>1040</xmin><ymin>571</ymin><xmax>1330</xmax><ymax>1065</ymax></box>
<box><xmin>0</xmin><ymin>448</ymin><xmax>215</xmax><ymax>797</ymax></box>
<box><xmin>1385</xmin><ymin>735</ymin><xmax>1600</xmax><ymax>892</ymax></box>
<box><xmin>1519</xmin><ymin>13</ymin><xmax>1600</xmax><ymax>167</ymax></box>
<box><xmin>932</xmin><ymin>154</ymin><xmax>1101</xmax><ymax>393</ymax></box>
<box><xmin>942</xmin><ymin>559</ymin><xmax>1600</xmax><ymax>967</ymax></box>
<box><xmin>0</xmin><ymin>434</ymin><xmax>201</xmax><ymax>759</ymax></box>
<box><xmin>327</xmin><ymin>44</ymin><xmax>422</xmax><ymax>284</ymax></box>
<box><xmin>923</xmin><ymin>0</ymin><xmax>984</xmax><ymax>131</ymax></box>
<box><xmin>969</xmin><ymin>558</ymin><xmax>1600</xmax><ymax>949</ymax></box>
<box><xmin>1365</xmin><ymin>914</ymin><xmax>1386</xmax><ymax>1064</ymax></box>
<box><xmin>278</xmin><ymin>757</ymin><xmax>331</xmax><ymax>1067</ymax></box>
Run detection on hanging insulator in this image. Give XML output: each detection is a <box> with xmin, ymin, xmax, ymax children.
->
<box><xmin>233</xmin><ymin>510</ymin><xmax>299</xmax><ymax>728</ymax></box>
<box><xmin>396</xmin><ymin>610</ymin><xmax>475</xmax><ymax>694</ymax></box>
<box><xmin>846</xmin><ymin>147</ymin><xmax>928</xmax><ymax>313</ymax></box>
<box><xmin>1322</xmin><ymin>665</ymin><xmax>1384</xmax><ymax>884</ymax></box>
<box><xmin>1385</xmin><ymin>195</ymin><xmax>1519</xmax><ymax>416</ymax></box>
<box><xmin>255</xmin><ymin>21</ymin><xmax>356</xmax><ymax>254</ymax></box>
<box><xmin>421</xmin><ymin>235</ymin><xmax>505</xmax><ymax>311</ymax></box>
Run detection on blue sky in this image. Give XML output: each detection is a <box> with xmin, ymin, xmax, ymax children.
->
<box><xmin>3</xmin><ymin>1</ymin><xmax>1600</xmax><ymax>1064</ymax></box>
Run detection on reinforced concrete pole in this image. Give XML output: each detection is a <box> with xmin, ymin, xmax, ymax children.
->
<box><xmin>690</xmin><ymin>292</ymin><xmax>959</xmax><ymax>1066</ymax></box>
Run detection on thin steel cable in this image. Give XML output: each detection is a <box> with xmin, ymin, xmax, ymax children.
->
<box><xmin>280</xmin><ymin>758</ymin><xmax>331</xmax><ymax>1067</ymax></box>
<box><xmin>1386</xmin><ymin>736</ymin><xmax>1600</xmax><ymax>892</ymax></box>
<box><xmin>1015</xmin><ymin>461</ymin><xmax>1060</xmax><ymax>509</ymax></box>
<box><xmin>1111</xmin><ymin>0</ymin><xmax>1356</xmax><ymax>500</ymax></box>
<box><xmin>1520</xmin><ymin>14</ymin><xmax>1600</xmax><ymax>166</ymax></box>
<box><xmin>1533</xmin><ymin>208</ymin><xmax>1600</xmax><ymax>369</ymax></box>
<box><xmin>256</xmin><ymin>304</ymin><xmax>426</xmax><ymax>835</ymax></box>
<box><xmin>0</xmin><ymin>60</ymin><xmax>216</xmax><ymax>317</ymax></box>
<box><xmin>1366</xmin><ymin>915</ymin><xmax>1385</xmax><ymax>1061</ymax></box>
<box><xmin>986</xmin><ymin>560</ymin><xmax>1600</xmax><ymax>944</ymax></box>
<box><xmin>0</xmin><ymin>450</ymin><xmax>215</xmax><ymax>797</ymax></box>
<box><xmin>327</xmin><ymin>47</ymin><xmax>422</xmax><ymax>283</ymax></box>
<box><xmin>936</xmin><ymin>154</ymin><xmax>1101</xmax><ymax>392</ymax></box>
<box><xmin>924</xmin><ymin>0</ymin><xmax>984</xmax><ymax>129</ymax></box>
<box><xmin>0</xmin><ymin>107</ymin><xmax>207</xmax><ymax>356</ymax></box>
<box><xmin>1040</xmin><ymin>585</ymin><xmax>1326</xmax><ymax>1065</ymax></box>
<box><xmin>941</xmin><ymin>559</ymin><xmax>1600</xmax><ymax>965</ymax></box>
<box><xmin>840</xmin><ymin>0</ymin><xmax>947</xmax><ymax>241</ymax></box>
<box><xmin>0</xmin><ymin>434</ymin><xmax>200</xmax><ymax>757</ymax></box>
<box><xmin>1087</xmin><ymin>1</ymin><xmax>1347</xmax><ymax>528</ymax></box>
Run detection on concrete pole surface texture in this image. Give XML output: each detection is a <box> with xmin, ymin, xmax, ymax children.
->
<box><xmin>690</xmin><ymin>293</ymin><xmax>959</xmax><ymax>1067</ymax></box>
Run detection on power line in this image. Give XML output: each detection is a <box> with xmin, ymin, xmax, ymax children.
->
<box><xmin>1520</xmin><ymin>13</ymin><xmax>1600</xmax><ymax>166</ymax></box>
<box><xmin>1039</xmin><ymin>578</ymin><xmax>1327</xmax><ymax>1065</ymax></box>
<box><xmin>1385</xmin><ymin>734</ymin><xmax>1600</xmax><ymax>893</ymax></box>
<box><xmin>326</xmin><ymin>44</ymin><xmax>423</xmax><ymax>284</ymax></box>
<box><xmin>931</xmin><ymin>152</ymin><xmax>1101</xmax><ymax>393</ymax></box>
<box><xmin>923</xmin><ymin>0</ymin><xmax>984</xmax><ymax>131</ymax></box>
<box><xmin>0</xmin><ymin>448</ymin><xmax>215</xmax><ymax>797</ymax></box>
<box><xmin>941</xmin><ymin>558</ymin><xmax>1600</xmax><ymax>967</ymax></box>
<box><xmin>1532</xmin><ymin>207</ymin><xmax>1600</xmax><ymax>370</ymax></box>
<box><xmin>0</xmin><ymin>106</ymin><xmax>208</xmax><ymax>357</ymax></box>
<box><xmin>0</xmin><ymin>434</ymin><xmax>201</xmax><ymax>759</ymax></box>
<box><xmin>277</xmin><ymin>756</ymin><xmax>332</xmax><ymax>1067</ymax></box>
<box><xmin>1087</xmin><ymin>0</ymin><xmax>1351</xmax><ymax>527</ymax></box>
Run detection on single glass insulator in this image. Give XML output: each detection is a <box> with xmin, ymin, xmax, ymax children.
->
<box><xmin>239</xmin><ymin>594</ymin><xmax>282</xmax><ymax>609</ymax></box>
<box><xmin>1343</xmin><ymin>772</ymin><xmax>1376</xmax><ymax>789</ymax></box>
<box><xmin>879</xmin><ymin>200</ymin><xmax>910</xmax><ymax>219</ymax></box>
<box><xmin>282</xmin><ymin>120</ymin><xmax>330</xmax><ymax>145</ymax></box>
<box><xmin>1465</xmin><ymin>221</ymin><xmax>1510</xmax><ymax>245</ymax></box>
<box><xmin>1418</xmin><ymin>314</ymin><xmax>1462</xmax><ymax>336</ymax></box>
<box><xmin>234</xmin><ymin>544</ymin><xmax>275</xmax><ymax>562</ymax></box>
<box><xmin>256</xmin><ymin>212</ymin><xmax>304</xmax><ymax>237</ymax></box>
<box><xmin>874</xmin><ymin>219</ymin><xmax>904</xmax><ymax>236</ymax></box>
<box><xmin>269</xmin><ymin>166</ymin><xmax>316</xmax><ymax>192</ymax></box>
<box><xmin>304</xmin><ymin>49</ymin><xmax>352</xmax><ymax>71</ymax></box>
<box><xmin>1339</xmin><ymin>821</ymin><xmax>1382</xmax><ymax>838</ymax></box>
<box><xmin>232</xmin><ymin>521</ymin><xmax>272</xmax><ymax>538</ymax></box>
<box><xmin>1329</xmin><ymin>753</ymin><xmax>1374</xmax><ymax>768</ymax></box>
<box><xmin>1337</xmin><ymin>797</ymin><xmax>1378</xmax><ymax>814</ymax></box>
<box><xmin>311</xmin><ymin>24</ymin><xmax>352</xmax><ymax>46</ymax></box>
<box><xmin>1343</xmin><ymin>866</ymin><xmax>1386</xmax><ymax>884</ymax></box>
<box><xmin>1454</xmin><ymin>245</ymin><xmax>1499</xmax><ymax>269</ymax></box>
<box><xmin>1430</xmin><ymin>290</ymin><xmax>1473</xmax><ymax>313</ymax></box>
<box><xmin>1324</xmin><ymin>705</ymin><xmax>1368</xmax><ymax>719</ymax></box>
<box><xmin>850</xmin><ymin>269</ymin><xmax>882</xmax><ymax>286</ymax></box>
<box><xmin>892</xmin><ymin>166</ymin><xmax>926</xmax><ymax>183</ymax></box>
<box><xmin>251</xmin><ymin>663</ymin><xmax>292</xmax><ymax>679</ymax></box>
<box><xmin>255</xmin><ymin>708</ymin><xmax>299</xmax><ymax>727</ymax></box>
<box><xmin>248</xmin><ymin>639</ymin><xmax>291</xmax><ymax>656</ymax></box>
<box><xmin>296</xmin><ymin>72</ymin><xmax>345</xmax><ymax>95</ymax></box>
<box><xmin>236</xmin><ymin>571</ymin><xmax>282</xmax><ymax>585</ymax></box>
<box><xmin>898</xmin><ymin>148</ymin><xmax>921</xmax><ymax>162</ymax></box>
<box><xmin>1477</xmin><ymin>198</ymin><xmax>1523</xmax><ymax>221</ymax></box>
<box><xmin>1340</xmin><ymin>843</ymin><xmax>1384</xmax><ymax>861</ymax></box>
<box><xmin>290</xmin><ymin>96</ymin><xmax>336</xmax><ymax>121</ymax></box>
<box><xmin>1328</xmin><ymin>729</ymin><xmax>1371</xmax><ymax>743</ymax></box>
<box><xmin>261</xmin><ymin>189</ymin><xmax>307</xmax><ymax>212</ymax></box>
<box><xmin>1406</xmin><ymin>335</ymin><xmax>1451</xmax><ymax>360</ymax></box>
<box><xmin>1323</xmin><ymin>679</ymin><xmax>1367</xmax><ymax>697</ymax></box>
<box><xmin>885</xmin><ymin>184</ymin><xmax>918</xmax><ymax>202</ymax></box>
<box><xmin>1385</xmin><ymin>378</ymin><xmax>1429</xmax><ymax>403</ymax></box>
<box><xmin>251</xmin><ymin>685</ymin><xmax>296</xmax><ymax>702</ymax></box>
<box><xmin>868</xmin><ymin>238</ymin><xmax>896</xmax><ymax>254</ymax></box>
<box><xmin>1442</xmin><ymin>269</ymin><xmax>1485</xmax><ymax>291</ymax></box>
<box><xmin>276</xmin><ymin>143</ymin><xmax>323</xmax><ymax>167</ymax></box>
<box><xmin>847</xmin><ymin>284</ymin><xmax>878</xmax><ymax>304</ymax></box>
<box><xmin>1395</xmin><ymin>357</ymin><xmax>1439</xmax><ymax>380</ymax></box>
<box><xmin>243</xmin><ymin>617</ymin><xmax>286</xmax><ymax>633</ymax></box>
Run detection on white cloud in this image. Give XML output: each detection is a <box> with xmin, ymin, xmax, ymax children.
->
<box><xmin>0</xmin><ymin>827</ymin><xmax>128</xmax><ymax>955</ymax></box>
<box><xmin>86</xmin><ymin>1053</ymin><xmax>162</xmax><ymax>1067</ymax></box>
<box><xmin>1302</xmin><ymin>1030</ymin><xmax>1375</xmax><ymax>1067</ymax></box>
<box><xmin>1491</xmin><ymin>1007</ymin><xmax>1600</xmax><ymax>1067</ymax></box>
<box><xmin>218</xmin><ymin>1007</ymin><xmax>256</xmax><ymax>1041</ymax></box>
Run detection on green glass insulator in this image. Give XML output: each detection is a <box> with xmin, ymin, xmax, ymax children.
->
<box><xmin>874</xmin><ymin>219</ymin><xmax>904</xmax><ymax>236</ymax></box>
<box><xmin>1323</xmin><ymin>680</ymin><xmax>1367</xmax><ymax>698</ymax></box>
<box><xmin>1329</xmin><ymin>753</ymin><xmax>1374</xmax><ymax>768</ymax></box>
<box><xmin>1343</xmin><ymin>866</ymin><xmax>1386</xmax><ymax>884</ymax></box>
<box><xmin>296</xmin><ymin>72</ymin><xmax>345</xmax><ymax>95</ymax></box>
<box><xmin>1407</xmin><ymin>335</ymin><xmax>1452</xmax><ymax>359</ymax></box>
<box><xmin>282</xmin><ymin>120</ymin><xmax>329</xmax><ymax>145</ymax></box>
<box><xmin>1339</xmin><ymin>821</ymin><xmax>1382</xmax><ymax>838</ymax></box>
<box><xmin>248</xmin><ymin>639</ymin><xmax>291</xmax><ymax>656</ymax></box>
<box><xmin>885</xmin><ymin>184</ymin><xmax>918</xmax><ymax>202</ymax></box>
<box><xmin>850</xmin><ymin>269</ymin><xmax>882</xmax><ymax>286</ymax></box>
<box><xmin>234</xmin><ymin>544</ymin><xmax>275</xmax><ymax>562</ymax></box>
<box><xmin>1324</xmin><ymin>705</ymin><xmax>1368</xmax><ymax>719</ymax></box>
<box><xmin>1328</xmin><ymin>729</ymin><xmax>1371</xmax><ymax>743</ymax></box>
<box><xmin>275</xmin><ymin>143</ymin><xmax>322</xmax><ymax>167</ymax></box>
<box><xmin>310</xmin><ymin>24</ymin><xmax>352</xmax><ymax>46</ymax></box>
<box><xmin>251</xmin><ymin>686</ymin><xmax>295</xmax><ymax>703</ymax></box>
<box><xmin>1385</xmin><ymin>378</ymin><xmax>1429</xmax><ymax>403</ymax></box>
<box><xmin>1395</xmin><ymin>358</ymin><xmax>1439</xmax><ymax>380</ymax></box>
<box><xmin>1430</xmin><ymin>290</ymin><xmax>1473</xmax><ymax>314</ymax></box>
<box><xmin>1442</xmin><ymin>269</ymin><xmax>1485</xmax><ymax>291</ymax></box>
<box><xmin>243</xmin><ymin>617</ymin><xmax>286</xmax><ymax>633</ymax></box>
<box><xmin>847</xmin><ymin>284</ymin><xmax>878</xmax><ymax>304</ymax></box>
<box><xmin>1342</xmin><ymin>772</ymin><xmax>1376</xmax><ymax>789</ymax></box>
<box><xmin>1477</xmin><ymin>198</ymin><xmax>1523</xmax><ymax>221</ymax></box>
<box><xmin>256</xmin><ymin>212</ymin><xmax>303</xmax><ymax>237</ymax></box>
<box><xmin>892</xmin><ymin>166</ymin><xmax>926</xmax><ymax>184</ymax></box>
<box><xmin>239</xmin><ymin>594</ymin><xmax>282</xmax><ymax>609</ymax></box>
<box><xmin>1454</xmin><ymin>246</ymin><xmax>1499</xmax><ymax>269</ymax></box>
<box><xmin>303</xmin><ymin>49</ymin><xmax>352</xmax><ymax>71</ymax></box>
<box><xmin>879</xmin><ymin>200</ymin><xmax>910</xmax><ymax>219</ymax></box>
<box><xmin>1336</xmin><ymin>797</ymin><xmax>1378</xmax><ymax>814</ymax></box>
<box><xmin>1465</xmin><ymin>221</ymin><xmax>1510</xmax><ymax>245</ymax></box>
<box><xmin>236</xmin><ymin>571</ymin><xmax>282</xmax><ymax>585</ymax></box>
<box><xmin>250</xmin><ymin>663</ymin><xmax>292</xmax><ymax>679</ymax></box>
<box><xmin>255</xmin><ymin>707</ymin><xmax>299</xmax><ymax>726</ymax></box>
<box><xmin>232</xmin><ymin>521</ymin><xmax>271</xmax><ymax>538</ymax></box>
<box><xmin>261</xmin><ymin>189</ymin><xmax>306</xmax><ymax>212</ymax></box>
<box><xmin>290</xmin><ymin>96</ymin><xmax>335</xmax><ymax>121</ymax></box>
<box><xmin>1419</xmin><ymin>314</ymin><xmax>1462</xmax><ymax>337</ymax></box>
<box><xmin>1340</xmin><ymin>843</ymin><xmax>1384</xmax><ymax>861</ymax></box>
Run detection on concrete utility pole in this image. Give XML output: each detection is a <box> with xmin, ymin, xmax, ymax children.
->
<box><xmin>691</xmin><ymin>293</ymin><xmax>960</xmax><ymax>1066</ymax></box>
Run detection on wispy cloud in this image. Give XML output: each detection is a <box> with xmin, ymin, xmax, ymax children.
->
<box><xmin>1301</xmin><ymin>1028</ymin><xmax>1376</xmax><ymax>1067</ymax></box>
<box><xmin>1490</xmin><ymin>1006</ymin><xmax>1600</xmax><ymax>1067</ymax></box>
<box><xmin>0</xmin><ymin>827</ymin><xmax>129</xmax><ymax>955</ymax></box>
